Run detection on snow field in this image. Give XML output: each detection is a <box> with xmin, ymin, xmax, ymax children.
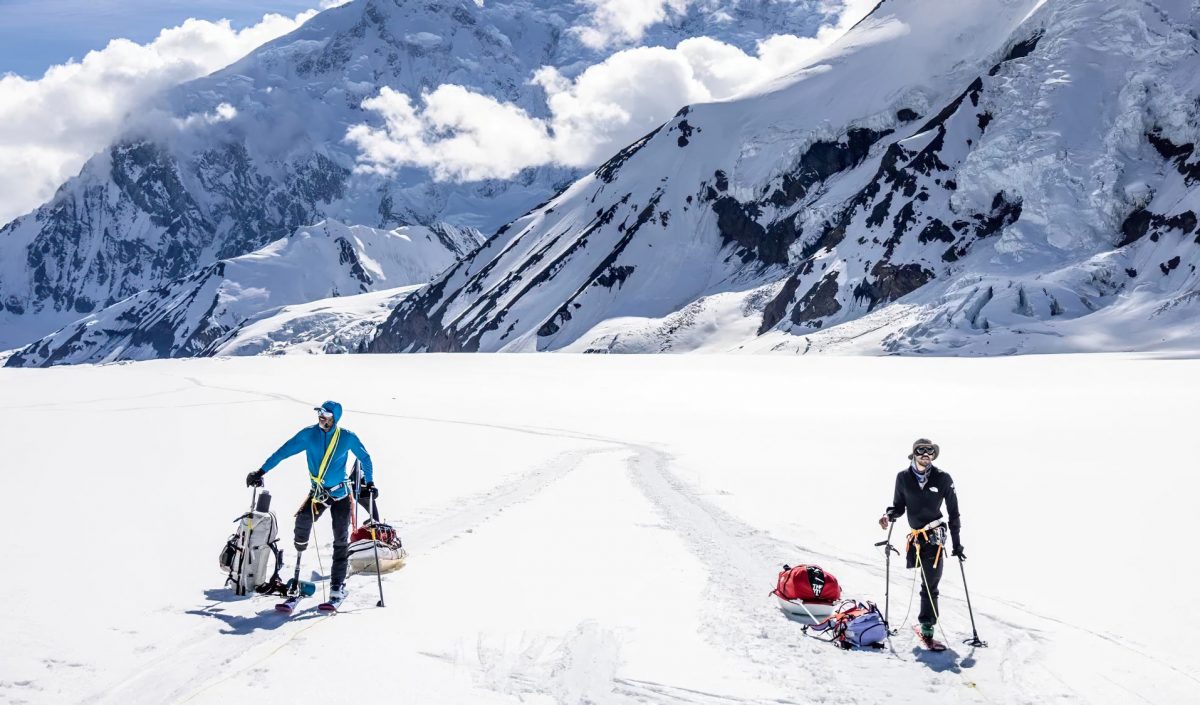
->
<box><xmin>1</xmin><ymin>354</ymin><xmax>1197</xmax><ymax>704</ymax></box>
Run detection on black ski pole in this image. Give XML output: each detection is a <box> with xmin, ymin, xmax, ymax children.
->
<box><xmin>235</xmin><ymin>486</ymin><xmax>258</xmax><ymax>596</ymax></box>
<box><xmin>874</xmin><ymin>520</ymin><xmax>899</xmax><ymax>633</ymax></box>
<box><xmin>369</xmin><ymin>491</ymin><xmax>385</xmax><ymax>608</ymax></box>
<box><xmin>958</xmin><ymin>556</ymin><xmax>988</xmax><ymax>647</ymax></box>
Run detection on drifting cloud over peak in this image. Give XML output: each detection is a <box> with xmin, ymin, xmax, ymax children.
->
<box><xmin>348</xmin><ymin>0</ymin><xmax>880</xmax><ymax>182</ymax></box>
<box><xmin>0</xmin><ymin>10</ymin><xmax>316</xmax><ymax>225</ymax></box>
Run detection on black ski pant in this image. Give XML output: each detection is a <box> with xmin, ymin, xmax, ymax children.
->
<box><xmin>293</xmin><ymin>492</ymin><xmax>378</xmax><ymax>589</ymax></box>
<box><xmin>909</xmin><ymin>540</ymin><xmax>945</xmax><ymax>626</ymax></box>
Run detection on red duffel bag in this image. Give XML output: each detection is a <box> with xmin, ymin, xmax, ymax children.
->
<box><xmin>772</xmin><ymin>564</ymin><xmax>841</xmax><ymax>604</ymax></box>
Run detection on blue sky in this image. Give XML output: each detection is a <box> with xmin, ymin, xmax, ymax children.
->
<box><xmin>0</xmin><ymin>0</ymin><xmax>321</xmax><ymax>77</ymax></box>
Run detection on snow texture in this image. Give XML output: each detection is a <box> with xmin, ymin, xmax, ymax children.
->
<box><xmin>0</xmin><ymin>354</ymin><xmax>1196</xmax><ymax>703</ymax></box>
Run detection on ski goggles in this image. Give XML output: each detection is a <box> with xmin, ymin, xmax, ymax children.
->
<box><xmin>913</xmin><ymin>446</ymin><xmax>937</xmax><ymax>457</ymax></box>
<box><xmin>314</xmin><ymin>407</ymin><xmax>334</xmax><ymax>419</ymax></box>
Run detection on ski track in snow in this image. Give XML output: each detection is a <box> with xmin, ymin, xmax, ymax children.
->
<box><xmin>69</xmin><ymin>375</ymin><xmax>1193</xmax><ymax>705</ymax></box>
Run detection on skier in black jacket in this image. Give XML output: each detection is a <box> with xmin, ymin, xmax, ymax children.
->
<box><xmin>877</xmin><ymin>438</ymin><xmax>964</xmax><ymax>645</ymax></box>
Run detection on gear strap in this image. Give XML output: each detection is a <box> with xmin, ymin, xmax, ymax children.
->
<box><xmin>310</xmin><ymin>427</ymin><xmax>342</xmax><ymax>487</ymax></box>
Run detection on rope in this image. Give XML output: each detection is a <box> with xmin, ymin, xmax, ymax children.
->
<box><xmin>914</xmin><ymin>549</ymin><xmax>952</xmax><ymax>648</ymax></box>
<box><xmin>898</xmin><ymin>565</ymin><xmax>918</xmax><ymax>631</ymax></box>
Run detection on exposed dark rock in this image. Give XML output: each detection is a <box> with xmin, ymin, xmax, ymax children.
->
<box><xmin>1147</xmin><ymin>130</ymin><xmax>1200</xmax><ymax>184</ymax></box>
<box><xmin>866</xmin><ymin>192</ymin><xmax>894</xmax><ymax>228</ymax></box>
<box><xmin>1119</xmin><ymin>208</ymin><xmax>1153</xmax><ymax>247</ymax></box>
<box><xmin>891</xmin><ymin>200</ymin><xmax>919</xmax><ymax>246</ymax></box>
<box><xmin>1126</xmin><ymin>268</ymin><xmax>1138</xmax><ymax>278</ymax></box>
<box><xmin>768</xmin><ymin>127</ymin><xmax>893</xmax><ymax>209</ymax></box>
<box><xmin>853</xmin><ymin>263</ymin><xmax>934</xmax><ymax>310</ymax></box>
<box><xmin>758</xmin><ymin>273</ymin><xmax>803</xmax><ymax>333</ymax></box>
<box><xmin>990</xmin><ymin>31</ymin><xmax>1043</xmax><ymax>76</ymax></box>
<box><xmin>676</xmin><ymin>120</ymin><xmax>694</xmax><ymax>147</ymax></box>
<box><xmin>977</xmin><ymin>112</ymin><xmax>993</xmax><ymax>132</ymax></box>
<box><xmin>714</xmin><ymin>170</ymin><xmax>729</xmax><ymax>192</ymax></box>
<box><xmin>1120</xmin><ymin>207</ymin><xmax>1197</xmax><ymax>247</ymax></box>
<box><xmin>1160</xmin><ymin>256</ymin><xmax>1181</xmax><ymax>275</ymax></box>
<box><xmin>976</xmin><ymin>192</ymin><xmax>1023</xmax><ymax>238</ymax></box>
<box><xmin>789</xmin><ymin>271</ymin><xmax>842</xmax><ymax>324</ymax></box>
<box><xmin>594</xmin><ymin>126</ymin><xmax>663</xmax><ymax>183</ymax></box>
<box><xmin>897</xmin><ymin>108</ymin><xmax>919</xmax><ymax>122</ymax></box>
<box><xmin>918</xmin><ymin>219</ymin><xmax>955</xmax><ymax>244</ymax></box>
<box><xmin>712</xmin><ymin>197</ymin><xmax>793</xmax><ymax>264</ymax></box>
<box><xmin>917</xmin><ymin>78</ymin><xmax>984</xmax><ymax>134</ymax></box>
<box><xmin>595</xmin><ymin>265</ymin><xmax>635</xmax><ymax>288</ymax></box>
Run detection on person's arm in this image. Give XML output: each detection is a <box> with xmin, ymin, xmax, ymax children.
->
<box><xmin>944</xmin><ymin>472</ymin><xmax>962</xmax><ymax>551</ymax></box>
<box><xmin>261</xmin><ymin>430</ymin><xmax>307</xmax><ymax>473</ymax></box>
<box><xmin>347</xmin><ymin>431</ymin><xmax>374</xmax><ymax>484</ymax></box>
<box><xmin>879</xmin><ymin>473</ymin><xmax>905</xmax><ymax>528</ymax></box>
<box><xmin>887</xmin><ymin>473</ymin><xmax>906</xmax><ymax>521</ymax></box>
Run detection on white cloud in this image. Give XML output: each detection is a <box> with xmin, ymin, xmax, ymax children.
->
<box><xmin>574</xmin><ymin>0</ymin><xmax>693</xmax><ymax>49</ymax></box>
<box><xmin>0</xmin><ymin>10</ymin><xmax>317</xmax><ymax>225</ymax></box>
<box><xmin>348</xmin><ymin>0</ymin><xmax>880</xmax><ymax>182</ymax></box>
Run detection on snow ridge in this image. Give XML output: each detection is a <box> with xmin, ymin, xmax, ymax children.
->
<box><xmin>5</xmin><ymin>220</ymin><xmax>479</xmax><ymax>366</ymax></box>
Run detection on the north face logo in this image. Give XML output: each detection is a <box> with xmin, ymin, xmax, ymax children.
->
<box><xmin>807</xmin><ymin>566</ymin><xmax>826</xmax><ymax>598</ymax></box>
<box><xmin>930</xmin><ymin>487</ymin><xmax>940</xmax><ymax>493</ymax></box>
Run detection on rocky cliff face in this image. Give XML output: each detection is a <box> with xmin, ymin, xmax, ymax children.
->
<box><xmin>368</xmin><ymin>0</ymin><xmax>1200</xmax><ymax>356</ymax></box>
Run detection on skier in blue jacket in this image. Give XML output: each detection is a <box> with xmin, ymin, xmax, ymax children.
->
<box><xmin>246</xmin><ymin>400</ymin><xmax>378</xmax><ymax>601</ymax></box>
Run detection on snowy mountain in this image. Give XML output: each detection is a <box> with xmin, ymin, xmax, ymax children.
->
<box><xmin>0</xmin><ymin>0</ymin><xmax>832</xmax><ymax>351</ymax></box>
<box><xmin>5</xmin><ymin>220</ymin><xmax>477</xmax><ymax>366</ymax></box>
<box><xmin>368</xmin><ymin>0</ymin><xmax>1200</xmax><ymax>355</ymax></box>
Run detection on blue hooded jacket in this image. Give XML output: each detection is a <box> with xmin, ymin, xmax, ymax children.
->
<box><xmin>261</xmin><ymin>401</ymin><xmax>373</xmax><ymax>500</ymax></box>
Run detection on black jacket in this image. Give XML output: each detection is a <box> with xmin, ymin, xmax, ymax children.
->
<box><xmin>886</xmin><ymin>465</ymin><xmax>961</xmax><ymax>548</ymax></box>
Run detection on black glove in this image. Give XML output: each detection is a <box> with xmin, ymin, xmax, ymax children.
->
<box><xmin>246</xmin><ymin>469</ymin><xmax>265</xmax><ymax>487</ymax></box>
<box><xmin>951</xmin><ymin>545</ymin><xmax>966</xmax><ymax>560</ymax></box>
<box><xmin>361</xmin><ymin>481</ymin><xmax>379</xmax><ymax>498</ymax></box>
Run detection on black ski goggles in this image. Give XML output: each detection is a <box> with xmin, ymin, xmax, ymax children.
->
<box><xmin>913</xmin><ymin>446</ymin><xmax>937</xmax><ymax>457</ymax></box>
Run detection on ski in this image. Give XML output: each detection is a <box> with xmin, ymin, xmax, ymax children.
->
<box><xmin>913</xmin><ymin>625</ymin><xmax>947</xmax><ymax>651</ymax></box>
<box><xmin>317</xmin><ymin>596</ymin><xmax>344</xmax><ymax>612</ymax></box>
<box><xmin>275</xmin><ymin>594</ymin><xmax>305</xmax><ymax>613</ymax></box>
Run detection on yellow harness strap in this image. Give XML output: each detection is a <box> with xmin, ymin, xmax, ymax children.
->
<box><xmin>907</xmin><ymin>527</ymin><xmax>944</xmax><ymax>569</ymax></box>
<box><xmin>311</xmin><ymin>427</ymin><xmax>342</xmax><ymax>487</ymax></box>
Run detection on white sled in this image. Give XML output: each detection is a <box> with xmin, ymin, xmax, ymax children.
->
<box><xmin>348</xmin><ymin>539</ymin><xmax>407</xmax><ymax>574</ymax></box>
<box><xmin>776</xmin><ymin>596</ymin><xmax>836</xmax><ymax>624</ymax></box>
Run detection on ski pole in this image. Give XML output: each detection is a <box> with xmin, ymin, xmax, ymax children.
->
<box><xmin>874</xmin><ymin>520</ymin><xmax>899</xmax><ymax>633</ymax></box>
<box><xmin>369</xmin><ymin>491</ymin><xmax>385</xmax><ymax>608</ymax></box>
<box><xmin>958</xmin><ymin>556</ymin><xmax>988</xmax><ymax>647</ymax></box>
<box><xmin>235</xmin><ymin>487</ymin><xmax>258</xmax><ymax>596</ymax></box>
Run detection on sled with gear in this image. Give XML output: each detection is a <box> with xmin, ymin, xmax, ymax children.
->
<box><xmin>771</xmin><ymin>564</ymin><xmax>841</xmax><ymax>624</ymax></box>
<box><xmin>348</xmin><ymin>520</ymin><xmax>407</xmax><ymax>574</ymax></box>
<box><xmin>218</xmin><ymin>489</ymin><xmax>290</xmax><ymax>596</ymax></box>
<box><xmin>805</xmin><ymin>599</ymin><xmax>889</xmax><ymax>650</ymax></box>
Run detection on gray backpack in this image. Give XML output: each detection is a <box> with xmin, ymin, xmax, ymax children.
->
<box><xmin>218</xmin><ymin>491</ymin><xmax>284</xmax><ymax>595</ymax></box>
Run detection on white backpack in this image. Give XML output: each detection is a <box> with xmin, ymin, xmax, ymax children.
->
<box><xmin>218</xmin><ymin>492</ymin><xmax>284</xmax><ymax>595</ymax></box>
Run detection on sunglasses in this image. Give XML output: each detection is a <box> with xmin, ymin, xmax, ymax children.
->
<box><xmin>914</xmin><ymin>446</ymin><xmax>937</xmax><ymax>456</ymax></box>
